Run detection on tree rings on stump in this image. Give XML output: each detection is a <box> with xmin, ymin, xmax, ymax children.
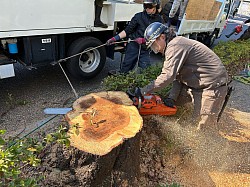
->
<box><xmin>65</xmin><ymin>91</ymin><xmax>143</xmax><ymax>156</ymax></box>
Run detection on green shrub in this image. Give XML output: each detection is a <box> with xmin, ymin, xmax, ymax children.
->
<box><xmin>0</xmin><ymin>126</ymin><xmax>70</xmax><ymax>187</ymax></box>
<box><xmin>213</xmin><ymin>39</ymin><xmax>250</xmax><ymax>75</ymax></box>
<box><xmin>0</xmin><ymin>130</ymin><xmax>42</xmax><ymax>186</ymax></box>
<box><xmin>103</xmin><ymin>64</ymin><xmax>172</xmax><ymax>97</ymax></box>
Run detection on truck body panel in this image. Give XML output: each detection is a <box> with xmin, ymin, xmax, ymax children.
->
<box><xmin>0</xmin><ymin>0</ymin><xmax>142</xmax><ymax>38</ymax></box>
<box><xmin>0</xmin><ymin>0</ymin><xmax>142</xmax><ymax>79</ymax></box>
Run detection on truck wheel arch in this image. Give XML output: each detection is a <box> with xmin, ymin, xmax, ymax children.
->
<box><xmin>66</xmin><ymin>36</ymin><xmax>106</xmax><ymax>79</ymax></box>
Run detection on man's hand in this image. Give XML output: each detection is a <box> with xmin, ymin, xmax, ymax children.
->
<box><xmin>163</xmin><ymin>98</ymin><xmax>175</xmax><ymax>108</ymax></box>
<box><xmin>134</xmin><ymin>38</ymin><xmax>146</xmax><ymax>45</ymax></box>
<box><xmin>134</xmin><ymin>87</ymin><xmax>143</xmax><ymax>99</ymax></box>
<box><xmin>106</xmin><ymin>37</ymin><xmax>116</xmax><ymax>46</ymax></box>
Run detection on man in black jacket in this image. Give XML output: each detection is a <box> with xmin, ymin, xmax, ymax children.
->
<box><xmin>106</xmin><ymin>0</ymin><xmax>163</xmax><ymax>74</ymax></box>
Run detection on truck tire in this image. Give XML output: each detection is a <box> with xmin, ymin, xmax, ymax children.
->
<box><xmin>238</xmin><ymin>27</ymin><xmax>250</xmax><ymax>41</ymax></box>
<box><xmin>66</xmin><ymin>36</ymin><xmax>106</xmax><ymax>79</ymax></box>
<box><xmin>203</xmin><ymin>32</ymin><xmax>217</xmax><ymax>48</ymax></box>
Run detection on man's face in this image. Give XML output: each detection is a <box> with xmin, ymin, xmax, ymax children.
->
<box><xmin>150</xmin><ymin>34</ymin><xmax>166</xmax><ymax>54</ymax></box>
<box><xmin>144</xmin><ymin>4</ymin><xmax>157</xmax><ymax>15</ymax></box>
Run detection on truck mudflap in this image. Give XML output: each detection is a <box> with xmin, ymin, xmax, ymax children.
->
<box><xmin>0</xmin><ymin>64</ymin><xmax>15</xmax><ymax>79</ymax></box>
<box><xmin>0</xmin><ymin>54</ymin><xmax>15</xmax><ymax>79</ymax></box>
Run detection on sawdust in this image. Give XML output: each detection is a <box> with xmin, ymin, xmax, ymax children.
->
<box><xmin>140</xmin><ymin>105</ymin><xmax>250</xmax><ymax>187</ymax></box>
<box><xmin>209</xmin><ymin>171</ymin><xmax>250</xmax><ymax>187</ymax></box>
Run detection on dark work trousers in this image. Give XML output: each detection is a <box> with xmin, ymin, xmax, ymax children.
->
<box><xmin>120</xmin><ymin>42</ymin><xmax>150</xmax><ymax>73</ymax></box>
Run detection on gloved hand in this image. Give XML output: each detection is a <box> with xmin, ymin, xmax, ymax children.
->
<box><xmin>106</xmin><ymin>35</ymin><xmax>120</xmax><ymax>46</ymax></box>
<box><xmin>163</xmin><ymin>98</ymin><xmax>175</xmax><ymax>108</ymax></box>
<box><xmin>134</xmin><ymin>38</ymin><xmax>146</xmax><ymax>45</ymax></box>
<box><xmin>106</xmin><ymin>37</ymin><xmax>116</xmax><ymax>46</ymax></box>
<box><xmin>134</xmin><ymin>87</ymin><xmax>143</xmax><ymax>99</ymax></box>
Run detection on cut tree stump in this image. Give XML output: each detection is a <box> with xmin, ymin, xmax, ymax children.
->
<box><xmin>66</xmin><ymin>91</ymin><xmax>143</xmax><ymax>156</ymax></box>
<box><xmin>41</xmin><ymin>91</ymin><xmax>143</xmax><ymax>186</ymax></box>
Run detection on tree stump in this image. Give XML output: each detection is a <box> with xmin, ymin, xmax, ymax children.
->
<box><xmin>41</xmin><ymin>91</ymin><xmax>143</xmax><ymax>186</ymax></box>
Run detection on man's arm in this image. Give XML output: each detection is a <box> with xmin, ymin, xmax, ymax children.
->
<box><xmin>141</xmin><ymin>42</ymin><xmax>190</xmax><ymax>95</ymax></box>
<box><xmin>124</xmin><ymin>13</ymin><xmax>139</xmax><ymax>36</ymax></box>
<box><xmin>168</xmin><ymin>80</ymin><xmax>183</xmax><ymax>101</ymax></box>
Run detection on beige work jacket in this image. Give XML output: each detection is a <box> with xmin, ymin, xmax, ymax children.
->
<box><xmin>142</xmin><ymin>36</ymin><xmax>228</xmax><ymax>95</ymax></box>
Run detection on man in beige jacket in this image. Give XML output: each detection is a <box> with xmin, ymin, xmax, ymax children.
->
<box><xmin>139</xmin><ymin>22</ymin><xmax>229</xmax><ymax>130</ymax></box>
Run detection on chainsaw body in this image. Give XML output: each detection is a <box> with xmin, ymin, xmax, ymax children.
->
<box><xmin>133</xmin><ymin>94</ymin><xmax>177</xmax><ymax>116</ymax></box>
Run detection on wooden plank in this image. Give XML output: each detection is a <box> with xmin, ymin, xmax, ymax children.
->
<box><xmin>207</xmin><ymin>1</ymin><xmax>222</xmax><ymax>20</ymax></box>
<box><xmin>185</xmin><ymin>0</ymin><xmax>222</xmax><ymax>20</ymax></box>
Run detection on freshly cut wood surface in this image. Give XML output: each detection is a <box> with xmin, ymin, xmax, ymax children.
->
<box><xmin>66</xmin><ymin>91</ymin><xmax>143</xmax><ymax>156</ymax></box>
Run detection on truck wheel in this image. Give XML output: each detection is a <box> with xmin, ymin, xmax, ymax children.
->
<box><xmin>66</xmin><ymin>36</ymin><xmax>106</xmax><ymax>79</ymax></box>
<box><xmin>204</xmin><ymin>32</ymin><xmax>217</xmax><ymax>48</ymax></box>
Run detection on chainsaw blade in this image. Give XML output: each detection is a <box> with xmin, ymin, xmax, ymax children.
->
<box><xmin>44</xmin><ymin>108</ymin><xmax>72</xmax><ymax>115</ymax></box>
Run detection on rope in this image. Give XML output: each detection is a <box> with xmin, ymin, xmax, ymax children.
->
<box><xmin>7</xmin><ymin>115</ymin><xmax>58</xmax><ymax>148</ymax></box>
<box><xmin>132</xmin><ymin>44</ymin><xmax>142</xmax><ymax>73</ymax></box>
<box><xmin>58</xmin><ymin>63</ymin><xmax>79</xmax><ymax>99</ymax></box>
<box><xmin>55</xmin><ymin>40</ymin><xmax>133</xmax><ymax>64</ymax></box>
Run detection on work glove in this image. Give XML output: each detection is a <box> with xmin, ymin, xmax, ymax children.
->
<box><xmin>163</xmin><ymin>98</ymin><xmax>175</xmax><ymax>108</ymax></box>
<box><xmin>134</xmin><ymin>87</ymin><xmax>143</xmax><ymax>99</ymax></box>
<box><xmin>106</xmin><ymin>35</ymin><xmax>120</xmax><ymax>46</ymax></box>
<box><xmin>106</xmin><ymin>37</ymin><xmax>116</xmax><ymax>46</ymax></box>
<box><xmin>134</xmin><ymin>38</ymin><xmax>146</xmax><ymax>45</ymax></box>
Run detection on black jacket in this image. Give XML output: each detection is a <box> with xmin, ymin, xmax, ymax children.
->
<box><xmin>124</xmin><ymin>10</ymin><xmax>163</xmax><ymax>40</ymax></box>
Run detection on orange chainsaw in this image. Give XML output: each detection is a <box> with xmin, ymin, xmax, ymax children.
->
<box><xmin>129</xmin><ymin>93</ymin><xmax>177</xmax><ymax>116</ymax></box>
<box><xmin>44</xmin><ymin>92</ymin><xmax>177</xmax><ymax>116</ymax></box>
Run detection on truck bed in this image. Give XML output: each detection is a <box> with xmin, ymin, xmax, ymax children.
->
<box><xmin>178</xmin><ymin>0</ymin><xmax>227</xmax><ymax>36</ymax></box>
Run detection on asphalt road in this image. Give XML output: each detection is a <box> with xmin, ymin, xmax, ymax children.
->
<box><xmin>0</xmin><ymin>15</ymin><xmax>249</xmax><ymax>137</ymax></box>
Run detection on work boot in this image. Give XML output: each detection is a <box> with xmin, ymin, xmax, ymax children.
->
<box><xmin>94</xmin><ymin>5</ymin><xmax>108</xmax><ymax>28</ymax></box>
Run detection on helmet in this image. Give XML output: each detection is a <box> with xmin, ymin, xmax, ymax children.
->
<box><xmin>144</xmin><ymin>22</ymin><xmax>168</xmax><ymax>48</ymax></box>
<box><xmin>143</xmin><ymin>0</ymin><xmax>158</xmax><ymax>5</ymax></box>
<box><xmin>143</xmin><ymin>0</ymin><xmax>161</xmax><ymax>10</ymax></box>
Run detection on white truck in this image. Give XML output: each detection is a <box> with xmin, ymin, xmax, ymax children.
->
<box><xmin>0</xmin><ymin>0</ymin><xmax>142</xmax><ymax>79</ymax></box>
<box><xmin>177</xmin><ymin>0</ymin><xmax>232</xmax><ymax>46</ymax></box>
<box><xmin>0</xmin><ymin>0</ymin><xmax>232</xmax><ymax>80</ymax></box>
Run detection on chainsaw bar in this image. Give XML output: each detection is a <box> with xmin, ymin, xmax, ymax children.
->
<box><xmin>44</xmin><ymin>108</ymin><xmax>72</xmax><ymax>115</ymax></box>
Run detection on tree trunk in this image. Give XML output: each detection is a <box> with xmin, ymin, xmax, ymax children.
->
<box><xmin>39</xmin><ymin>91</ymin><xmax>143</xmax><ymax>187</ymax></box>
